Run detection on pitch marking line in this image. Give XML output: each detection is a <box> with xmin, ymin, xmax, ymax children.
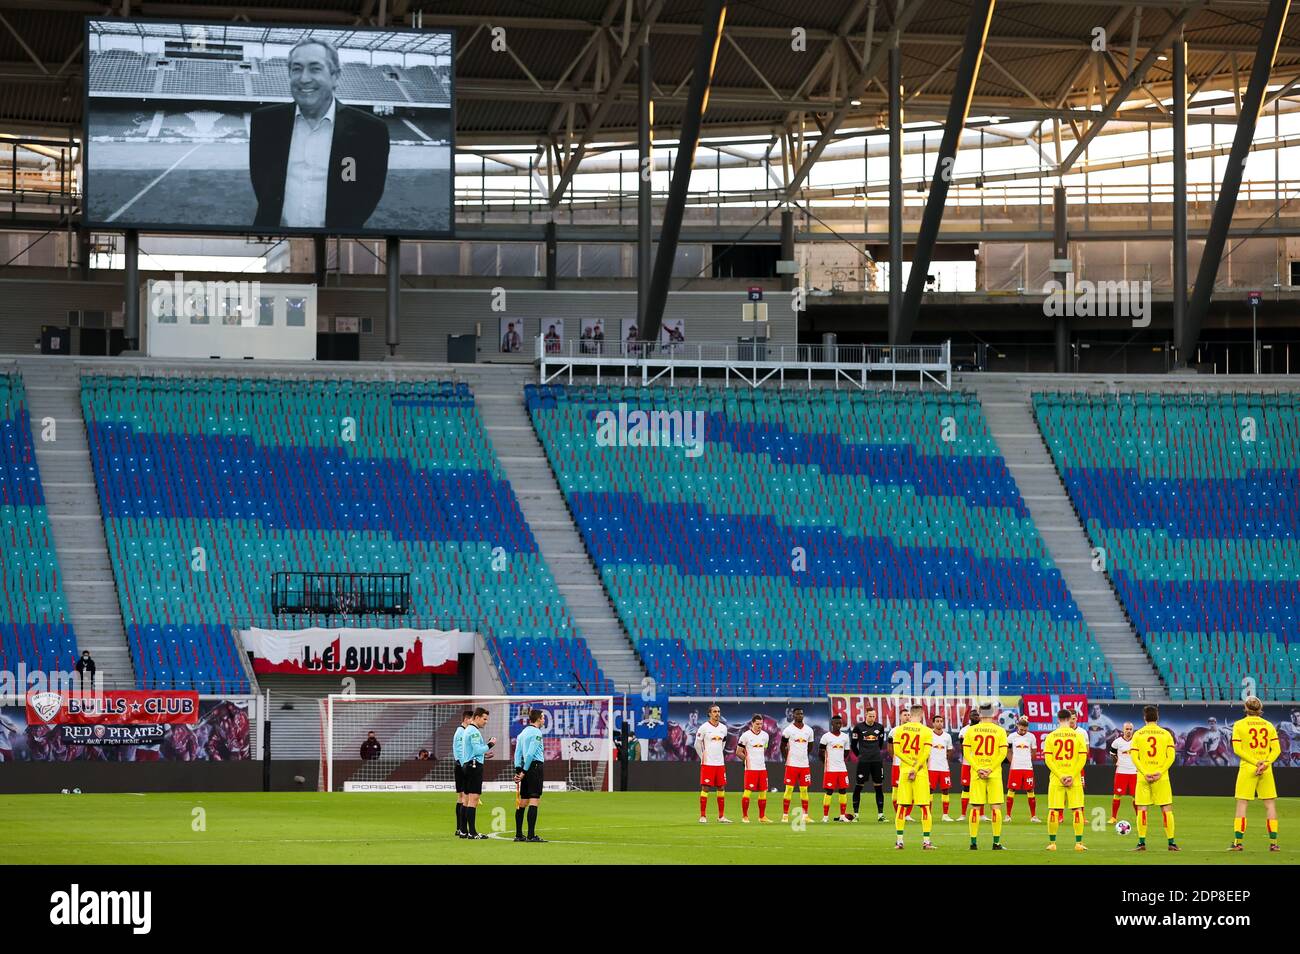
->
<box><xmin>107</xmin><ymin>141</ymin><xmax>206</xmax><ymax>223</ymax></box>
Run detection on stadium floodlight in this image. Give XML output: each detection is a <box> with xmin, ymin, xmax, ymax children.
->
<box><xmin>321</xmin><ymin>694</ymin><xmax>615</xmax><ymax>793</ymax></box>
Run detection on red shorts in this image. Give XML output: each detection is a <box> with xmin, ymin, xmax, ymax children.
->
<box><xmin>783</xmin><ymin>765</ymin><xmax>812</xmax><ymax>788</ymax></box>
<box><xmin>823</xmin><ymin>771</ymin><xmax>849</xmax><ymax>791</ymax></box>
<box><xmin>743</xmin><ymin>769</ymin><xmax>769</xmax><ymax>792</ymax></box>
<box><xmin>960</xmin><ymin>764</ymin><xmax>972</xmax><ymax>788</ymax></box>
<box><xmin>1007</xmin><ymin>769</ymin><xmax>1036</xmax><ymax>791</ymax></box>
<box><xmin>699</xmin><ymin>765</ymin><xmax>726</xmax><ymax>788</ymax></box>
<box><xmin>1113</xmin><ymin>773</ymin><xmax>1137</xmax><ymax>797</ymax></box>
<box><xmin>891</xmin><ymin>764</ymin><xmax>901</xmax><ymax>787</ymax></box>
<box><xmin>928</xmin><ymin>770</ymin><xmax>951</xmax><ymax>790</ymax></box>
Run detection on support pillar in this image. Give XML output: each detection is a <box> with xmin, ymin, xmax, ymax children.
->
<box><xmin>642</xmin><ymin>0</ymin><xmax>727</xmax><ymax>342</ymax></box>
<box><xmin>385</xmin><ymin>236</ymin><xmax>400</xmax><ymax>357</ymax></box>
<box><xmin>1053</xmin><ymin>187</ymin><xmax>1070</xmax><ymax>372</ymax></box>
<box><xmin>545</xmin><ymin>221</ymin><xmax>558</xmax><ymax>291</ymax></box>
<box><xmin>896</xmin><ymin>0</ymin><xmax>997</xmax><ymax>343</ymax></box>
<box><xmin>1172</xmin><ymin>28</ymin><xmax>1188</xmax><ymax>360</ymax></box>
<box><xmin>888</xmin><ymin>42</ymin><xmax>904</xmax><ymax>343</ymax></box>
<box><xmin>638</xmin><ymin>35</ymin><xmax>653</xmax><ymax>325</ymax></box>
<box><xmin>123</xmin><ymin>229</ymin><xmax>139</xmax><ymax>348</ymax></box>
<box><xmin>1184</xmin><ymin>0</ymin><xmax>1290</xmax><ymax>358</ymax></box>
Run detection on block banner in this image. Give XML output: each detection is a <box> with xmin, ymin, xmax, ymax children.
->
<box><xmin>1</xmin><ymin>699</ymin><xmax>250</xmax><ymax>762</ymax></box>
<box><xmin>241</xmin><ymin>627</ymin><xmax>469</xmax><ymax>675</ymax></box>
<box><xmin>25</xmin><ymin>690</ymin><xmax>200</xmax><ymax>726</ymax></box>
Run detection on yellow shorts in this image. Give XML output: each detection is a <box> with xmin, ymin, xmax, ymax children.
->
<box><xmin>1234</xmin><ymin>766</ymin><xmax>1277</xmax><ymax>801</ymax></box>
<box><xmin>896</xmin><ymin>769</ymin><xmax>931</xmax><ymax>807</ymax></box>
<box><xmin>1135</xmin><ymin>775</ymin><xmax>1173</xmax><ymax>807</ymax></box>
<box><xmin>1048</xmin><ymin>777</ymin><xmax>1085</xmax><ymax>811</ymax></box>
<box><xmin>968</xmin><ymin>771</ymin><xmax>1005</xmax><ymax>808</ymax></box>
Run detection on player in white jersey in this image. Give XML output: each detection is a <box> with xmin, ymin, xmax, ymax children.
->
<box><xmin>819</xmin><ymin>715</ymin><xmax>854</xmax><ymax>822</ymax></box>
<box><xmin>1109</xmin><ymin>721</ymin><xmax>1138</xmax><ymax>824</ymax></box>
<box><xmin>957</xmin><ymin>709</ymin><xmax>979</xmax><ymax>819</ymax></box>
<box><xmin>694</xmin><ymin>705</ymin><xmax>731</xmax><ymax>823</ymax></box>
<box><xmin>1005</xmin><ymin>716</ymin><xmax>1041</xmax><ymax>822</ymax></box>
<box><xmin>780</xmin><ymin>707</ymin><xmax>816</xmax><ymax>822</ymax></box>
<box><xmin>736</xmin><ymin>714</ymin><xmax>772</xmax><ymax>823</ymax></box>
<box><xmin>927</xmin><ymin>714</ymin><xmax>955</xmax><ymax>821</ymax></box>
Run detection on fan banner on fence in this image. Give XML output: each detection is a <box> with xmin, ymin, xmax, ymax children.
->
<box><xmin>24</xmin><ymin>689</ymin><xmax>200</xmax><ymax>726</ymax></box>
<box><xmin>507</xmin><ymin>699</ymin><xmax>613</xmax><ymax>761</ymax></box>
<box><xmin>1</xmin><ymin>699</ymin><xmax>250</xmax><ymax>761</ymax></box>
<box><xmin>828</xmin><ymin>694</ymin><xmax>1023</xmax><ymax>730</ymax></box>
<box><xmin>240</xmin><ymin>627</ymin><xmax>469</xmax><ymax>675</ymax></box>
<box><xmin>1019</xmin><ymin>692</ymin><xmax>1090</xmax><ymax>749</ymax></box>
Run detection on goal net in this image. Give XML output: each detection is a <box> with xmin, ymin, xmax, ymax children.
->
<box><xmin>320</xmin><ymin>694</ymin><xmax>615</xmax><ymax>793</ymax></box>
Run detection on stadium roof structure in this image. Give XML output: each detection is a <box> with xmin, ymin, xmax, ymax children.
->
<box><xmin>1</xmin><ymin>0</ymin><xmax>1296</xmax><ymax>152</ymax></box>
<box><xmin>86</xmin><ymin>19</ymin><xmax>452</xmax><ymax>56</ymax></box>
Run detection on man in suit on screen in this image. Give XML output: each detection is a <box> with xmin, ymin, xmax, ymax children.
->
<box><xmin>250</xmin><ymin>38</ymin><xmax>390</xmax><ymax>231</ymax></box>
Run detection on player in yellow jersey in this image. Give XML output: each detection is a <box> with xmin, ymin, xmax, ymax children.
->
<box><xmin>1130</xmin><ymin>705</ymin><xmax>1179</xmax><ymax>851</ymax></box>
<box><xmin>1231</xmin><ymin>696</ymin><xmax>1281</xmax><ymax>852</ymax></box>
<box><xmin>891</xmin><ymin>704</ymin><xmax>936</xmax><ymax>850</ymax></box>
<box><xmin>1042</xmin><ymin>708</ymin><xmax>1088</xmax><ymax>852</ymax></box>
<box><xmin>963</xmin><ymin>702</ymin><xmax>1009</xmax><ymax>851</ymax></box>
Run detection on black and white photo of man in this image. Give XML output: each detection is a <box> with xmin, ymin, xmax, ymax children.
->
<box><xmin>250</xmin><ymin>38</ymin><xmax>390</xmax><ymax>230</ymax></box>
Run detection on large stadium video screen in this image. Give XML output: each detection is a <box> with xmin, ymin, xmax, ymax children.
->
<box><xmin>84</xmin><ymin>19</ymin><xmax>454</xmax><ymax>237</ymax></box>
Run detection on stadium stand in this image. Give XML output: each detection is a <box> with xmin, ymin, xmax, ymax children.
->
<box><xmin>526</xmin><ymin>384</ymin><xmax>1117</xmax><ymax>698</ymax></box>
<box><xmin>90</xmin><ymin>50</ymin><xmax>448</xmax><ymax>106</ymax></box>
<box><xmin>87</xmin><ymin>49</ymin><xmax>156</xmax><ymax>95</ymax></box>
<box><xmin>81</xmin><ymin>374</ymin><xmax>608</xmax><ymax>694</ymax></box>
<box><xmin>0</xmin><ymin>371</ymin><xmax>78</xmax><ymax>679</ymax></box>
<box><xmin>1034</xmin><ymin>391</ymin><xmax>1300</xmax><ymax>702</ymax></box>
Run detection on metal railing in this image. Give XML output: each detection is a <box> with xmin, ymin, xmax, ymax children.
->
<box><xmin>537</xmin><ymin>337</ymin><xmax>951</xmax><ymax>391</ymax></box>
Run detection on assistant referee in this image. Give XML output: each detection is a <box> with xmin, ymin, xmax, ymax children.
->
<box><xmin>513</xmin><ymin>708</ymin><xmax>546</xmax><ymax>843</ymax></box>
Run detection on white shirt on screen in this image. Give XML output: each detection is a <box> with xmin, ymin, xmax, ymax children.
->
<box><xmin>281</xmin><ymin>99</ymin><xmax>336</xmax><ymax>228</ymax></box>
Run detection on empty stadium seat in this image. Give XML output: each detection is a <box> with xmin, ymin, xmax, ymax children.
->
<box><xmin>0</xmin><ymin>372</ymin><xmax>78</xmax><ymax>678</ymax></box>
<box><xmin>527</xmin><ymin>384</ymin><xmax>1116</xmax><ymax>698</ymax></box>
<box><xmin>1034</xmin><ymin>391</ymin><xmax>1300</xmax><ymax>700</ymax></box>
<box><xmin>82</xmin><ymin>374</ymin><xmax>609</xmax><ymax>695</ymax></box>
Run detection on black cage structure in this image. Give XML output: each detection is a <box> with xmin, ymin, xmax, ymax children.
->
<box><xmin>271</xmin><ymin>571</ymin><xmax>411</xmax><ymax>620</ymax></box>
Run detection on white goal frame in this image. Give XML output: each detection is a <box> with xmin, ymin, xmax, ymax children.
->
<box><xmin>322</xmin><ymin>693</ymin><xmax>616</xmax><ymax>793</ymax></box>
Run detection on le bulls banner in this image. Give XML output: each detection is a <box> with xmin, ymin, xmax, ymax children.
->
<box><xmin>25</xmin><ymin>690</ymin><xmax>200</xmax><ymax>726</ymax></box>
<box><xmin>240</xmin><ymin>627</ymin><xmax>467</xmax><ymax>675</ymax></box>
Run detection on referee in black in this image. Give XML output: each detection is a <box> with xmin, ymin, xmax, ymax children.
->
<box><xmin>850</xmin><ymin>707</ymin><xmax>889</xmax><ymax>821</ymax></box>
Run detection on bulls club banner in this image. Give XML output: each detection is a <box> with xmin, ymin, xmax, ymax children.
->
<box><xmin>25</xmin><ymin>690</ymin><xmax>199</xmax><ymax>726</ymax></box>
<box><xmin>240</xmin><ymin>627</ymin><xmax>470</xmax><ymax>675</ymax></box>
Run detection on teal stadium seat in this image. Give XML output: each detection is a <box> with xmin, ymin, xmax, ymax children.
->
<box><xmin>0</xmin><ymin>372</ymin><xmax>78</xmax><ymax>677</ymax></box>
<box><xmin>81</xmin><ymin>374</ymin><xmax>609</xmax><ymax>694</ymax></box>
<box><xmin>526</xmin><ymin>384</ymin><xmax>1115</xmax><ymax>697</ymax></box>
<box><xmin>1034</xmin><ymin>391</ymin><xmax>1300</xmax><ymax>701</ymax></box>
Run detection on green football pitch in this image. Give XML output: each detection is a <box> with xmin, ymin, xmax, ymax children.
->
<box><xmin>0</xmin><ymin>792</ymin><xmax>1293</xmax><ymax>864</ymax></box>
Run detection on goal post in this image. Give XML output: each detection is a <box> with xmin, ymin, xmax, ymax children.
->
<box><xmin>321</xmin><ymin>694</ymin><xmax>615</xmax><ymax>793</ymax></box>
